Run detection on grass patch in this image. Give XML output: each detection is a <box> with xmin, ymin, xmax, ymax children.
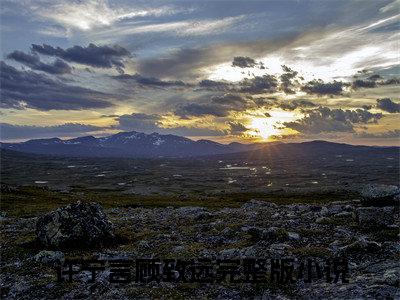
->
<box><xmin>317</xmin><ymin>215</ymin><xmax>356</xmax><ymax>226</ymax></box>
<box><xmin>1</xmin><ymin>185</ymin><xmax>359</xmax><ymax>218</ymax></box>
<box><xmin>292</xmin><ymin>246</ymin><xmax>333</xmax><ymax>258</ymax></box>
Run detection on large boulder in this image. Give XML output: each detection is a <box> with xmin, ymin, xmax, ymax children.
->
<box><xmin>36</xmin><ymin>202</ymin><xmax>114</xmax><ymax>248</ymax></box>
<box><xmin>361</xmin><ymin>184</ymin><xmax>400</xmax><ymax>206</ymax></box>
<box><xmin>339</xmin><ymin>238</ymin><xmax>382</xmax><ymax>255</ymax></box>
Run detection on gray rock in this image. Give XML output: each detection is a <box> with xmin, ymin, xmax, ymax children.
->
<box><xmin>242</xmin><ymin>199</ymin><xmax>277</xmax><ymax>210</ymax></box>
<box><xmin>36</xmin><ymin>202</ymin><xmax>114</xmax><ymax>247</ymax></box>
<box><xmin>34</xmin><ymin>250</ymin><xmax>64</xmax><ymax>266</ymax></box>
<box><xmin>288</xmin><ymin>232</ymin><xmax>300</xmax><ymax>241</ymax></box>
<box><xmin>383</xmin><ymin>269</ymin><xmax>400</xmax><ymax>287</ymax></box>
<box><xmin>218</xmin><ymin>248</ymin><xmax>241</xmax><ymax>259</ymax></box>
<box><xmin>334</xmin><ymin>211</ymin><xmax>353</xmax><ymax>218</ymax></box>
<box><xmin>241</xmin><ymin>226</ymin><xmax>263</xmax><ymax>239</ymax></box>
<box><xmin>261</xmin><ymin>227</ymin><xmax>289</xmax><ymax>242</ymax></box>
<box><xmin>268</xmin><ymin>243</ymin><xmax>293</xmax><ymax>256</ymax></box>
<box><xmin>361</xmin><ymin>184</ymin><xmax>400</xmax><ymax>206</ymax></box>
<box><xmin>355</xmin><ymin>206</ymin><xmax>395</xmax><ymax>228</ymax></box>
<box><xmin>339</xmin><ymin>238</ymin><xmax>382</xmax><ymax>255</ymax></box>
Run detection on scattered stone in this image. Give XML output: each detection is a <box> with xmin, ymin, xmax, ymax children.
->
<box><xmin>339</xmin><ymin>238</ymin><xmax>382</xmax><ymax>255</ymax></box>
<box><xmin>36</xmin><ymin>202</ymin><xmax>114</xmax><ymax>248</ymax></box>
<box><xmin>334</xmin><ymin>211</ymin><xmax>353</xmax><ymax>218</ymax></box>
<box><xmin>218</xmin><ymin>248</ymin><xmax>241</xmax><ymax>259</ymax></box>
<box><xmin>288</xmin><ymin>232</ymin><xmax>300</xmax><ymax>241</ymax></box>
<box><xmin>355</xmin><ymin>206</ymin><xmax>395</xmax><ymax>228</ymax></box>
<box><xmin>34</xmin><ymin>250</ymin><xmax>64</xmax><ymax>266</ymax></box>
<box><xmin>382</xmin><ymin>269</ymin><xmax>400</xmax><ymax>287</ymax></box>
<box><xmin>361</xmin><ymin>184</ymin><xmax>400</xmax><ymax>206</ymax></box>
<box><xmin>262</xmin><ymin>227</ymin><xmax>289</xmax><ymax>242</ymax></box>
<box><xmin>242</xmin><ymin>199</ymin><xmax>277</xmax><ymax>210</ymax></box>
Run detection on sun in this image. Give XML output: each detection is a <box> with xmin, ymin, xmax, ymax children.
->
<box><xmin>250</xmin><ymin>118</ymin><xmax>279</xmax><ymax>139</ymax></box>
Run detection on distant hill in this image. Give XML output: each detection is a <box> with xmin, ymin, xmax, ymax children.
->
<box><xmin>1</xmin><ymin>132</ymin><xmax>398</xmax><ymax>158</ymax></box>
<box><xmin>0</xmin><ymin>131</ymin><xmax>262</xmax><ymax>158</ymax></box>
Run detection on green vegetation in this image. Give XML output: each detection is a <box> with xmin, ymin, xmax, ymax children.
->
<box><xmin>291</xmin><ymin>246</ymin><xmax>333</xmax><ymax>258</ymax></box>
<box><xmin>0</xmin><ymin>185</ymin><xmax>359</xmax><ymax>218</ymax></box>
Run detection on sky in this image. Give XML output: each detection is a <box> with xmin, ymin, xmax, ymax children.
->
<box><xmin>0</xmin><ymin>0</ymin><xmax>399</xmax><ymax>145</ymax></box>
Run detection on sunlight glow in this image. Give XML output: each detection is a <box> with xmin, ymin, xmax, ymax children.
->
<box><xmin>249</xmin><ymin>109</ymin><xmax>300</xmax><ymax>140</ymax></box>
<box><xmin>251</xmin><ymin>118</ymin><xmax>279</xmax><ymax>139</ymax></box>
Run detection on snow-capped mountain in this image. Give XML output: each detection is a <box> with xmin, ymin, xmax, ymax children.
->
<box><xmin>0</xmin><ymin>131</ymin><xmax>262</xmax><ymax>158</ymax></box>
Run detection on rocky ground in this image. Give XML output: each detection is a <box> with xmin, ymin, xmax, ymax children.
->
<box><xmin>1</xmin><ymin>184</ymin><xmax>399</xmax><ymax>299</ymax></box>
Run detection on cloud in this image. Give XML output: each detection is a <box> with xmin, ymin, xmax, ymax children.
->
<box><xmin>174</xmin><ymin>93</ymin><xmax>250</xmax><ymax>118</ymax></box>
<box><xmin>211</xmin><ymin>93</ymin><xmax>246</xmax><ymax>106</ymax></box>
<box><xmin>301</xmin><ymin>80</ymin><xmax>347</xmax><ymax>95</ymax></box>
<box><xmin>376</xmin><ymin>98</ymin><xmax>400</xmax><ymax>113</ymax></box>
<box><xmin>37</xmin><ymin>0</ymin><xmax>178</xmax><ymax>31</ymax></box>
<box><xmin>240</xmin><ymin>75</ymin><xmax>278</xmax><ymax>94</ymax></box>
<box><xmin>279</xmin><ymin>65</ymin><xmax>299</xmax><ymax>94</ymax></box>
<box><xmin>354</xmin><ymin>129</ymin><xmax>400</xmax><ymax>139</ymax></box>
<box><xmin>228</xmin><ymin>121</ymin><xmax>250</xmax><ymax>135</ymax></box>
<box><xmin>232</xmin><ymin>56</ymin><xmax>256</xmax><ymax>68</ymax></box>
<box><xmin>198</xmin><ymin>79</ymin><xmax>235</xmax><ymax>91</ymax></box>
<box><xmin>352</xmin><ymin>79</ymin><xmax>377</xmax><ymax>89</ymax></box>
<box><xmin>31</xmin><ymin>43</ymin><xmax>131</xmax><ymax>71</ymax></box>
<box><xmin>351</xmin><ymin>73</ymin><xmax>400</xmax><ymax>89</ymax></box>
<box><xmin>115</xmin><ymin>113</ymin><xmax>162</xmax><ymax>133</ymax></box>
<box><xmin>136</xmin><ymin>37</ymin><xmax>298</xmax><ymax>80</ymax></box>
<box><xmin>278</xmin><ymin>100</ymin><xmax>316</xmax><ymax>111</ymax></box>
<box><xmin>174</xmin><ymin>103</ymin><xmax>228</xmax><ymax>118</ymax></box>
<box><xmin>0</xmin><ymin>61</ymin><xmax>113</xmax><ymax>110</ymax></box>
<box><xmin>0</xmin><ymin>122</ymin><xmax>104</xmax><ymax>140</ymax></box>
<box><xmin>112</xmin><ymin>73</ymin><xmax>189</xmax><ymax>88</ymax></box>
<box><xmin>285</xmin><ymin>107</ymin><xmax>383</xmax><ymax>134</ymax></box>
<box><xmin>7</xmin><ymin>50</ymin><xmax>72</xmax><ymax>74</ymax></box>
<box><xmin>114</xmin><ymin>113</ymin><xmax>224</xmax><ymax>136</ymax></box>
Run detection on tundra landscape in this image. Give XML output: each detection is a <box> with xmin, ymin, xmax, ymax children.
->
<box><xmin>1</xmin><ymin>0</ymin><xmax>400</xmax><ymax>299</ymax></box>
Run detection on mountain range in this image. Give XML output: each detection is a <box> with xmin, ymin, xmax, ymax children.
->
<box><xmin>0</xmin><ymin>131</ymin><xmax>263</xmax><ymax>158</ymax></box>
<box><xmin>1</xmin><ymin>131</ymin><xmax>398</xmax><ymax>158</ymax></box>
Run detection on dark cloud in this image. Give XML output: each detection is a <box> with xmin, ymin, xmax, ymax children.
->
<box><xmin>114</xmin><ymin>113</ymin><xmax>224</xmax><ymax>136</ymax></box>
<box><xmin>352</xmin><ymin>79</ymin><xmax>377</xmax><ymax>89</ymax></box>
<box><xmin>198</xmin><ymin>79</ymin><xmax>234</xmax><ymax>91</ymax></box>
<box><xmin>301</xmin><ymin>79</ymin><xmax>347</xmax><ymax>95</ymax></box>
<box><xmin>137</xmin><ymin>48</ymin><xmax>210</xmax><ymax>80</ymax></box>
<box><xmin>211</xmin><ymin>93</ymin><xmax>246</xmax><ymax>106</ymax></box>
<box><xmin>175</xmin><ymin>93</ymin><xmax>250</xmax><ymax>118</ymax></box>
<box><xmin>163</xmin><ymin>126</ymin><xmax>225</xmax><ymax>137</ymax></box>
<box><xmin>7</xmin><ymin>50</ymin><xmax>71</xmax><ymax>75</ymax></box>
<box><xmin>228</xmin><ymin>121</ymin><xmax>250</xmax><ymax>135</ymax></box>
<box><xmin>240</xmin><ymin>75</ymin><xmax>278</xmax><ymax>94</ymax></box>
<box><xmin>351</xmin><ymin>73</ymin><xmax>399</xmax><ymax>89</ymax></box>
<box><xmin>381</xmin><ymin>78</ymin><xmax>400</xmax><ymax>85</ymax></box>
<box><xmin>136</xmin><ymin>38</ymin><xmax>298</xmax><ymax>80</ymax></box>
<box><xmin>0</xmin><ymin>122</ymin><xmax>104</xmax><ymax>140</ymax></box>
<box><xmin>31</xmin><ymin>43</ymin><xmax>131</xmax><ymax>71</ymax></box>
<box><xmin>354</xmin><ymin>129</ymin><xmax>400</xmax><ymax>139</ymax></box>
<box><xmin>175</xmin><ymin>103</ymin><xmax>228</xmax><ymax>118</ymax></box>
<box><xmin>367</xmin><ymin>74</ymin><xmax>382</xmax><ymax>81</ymax></box>
<box><xmin>112</xmin><ymin>73</ymin><xmax>188</xmax><ymax>87</ymax></box>
<box><xmin>376</xmin><ymin>98</ymin><xmax>400</xmax><ymax>113</ymax></box>
<box><xmin>253</xmin><ymin>98</ymin><xmax>276</xmax><ymax>108</ymax></box>
<box><xmin>116</xmin><ymin>113</ymin><xmax>162</xmax><ymax>133</ymax></box>
<box><xmin>278</xmin><ymin>100</ymin><xmax>316</xmax><ymax>111</ymax></box>
<box><xmin>0</xmin><ymin>61</ymin><xmax>113</xmax><ymax>110</ymax></box>
<box><xmin>279</xmin><ymin>65</ymin><xmax>298</xmax><ymax>94</ymax></box>
<box><xmin>232</xmin><ymin>56</ymin><xmax>256</xmax><ymax>68</ymax></box>
<box><xmin>285</xmin><ymin>107</ymin><xmax>383</xmax><ymax>134</ymax></box>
